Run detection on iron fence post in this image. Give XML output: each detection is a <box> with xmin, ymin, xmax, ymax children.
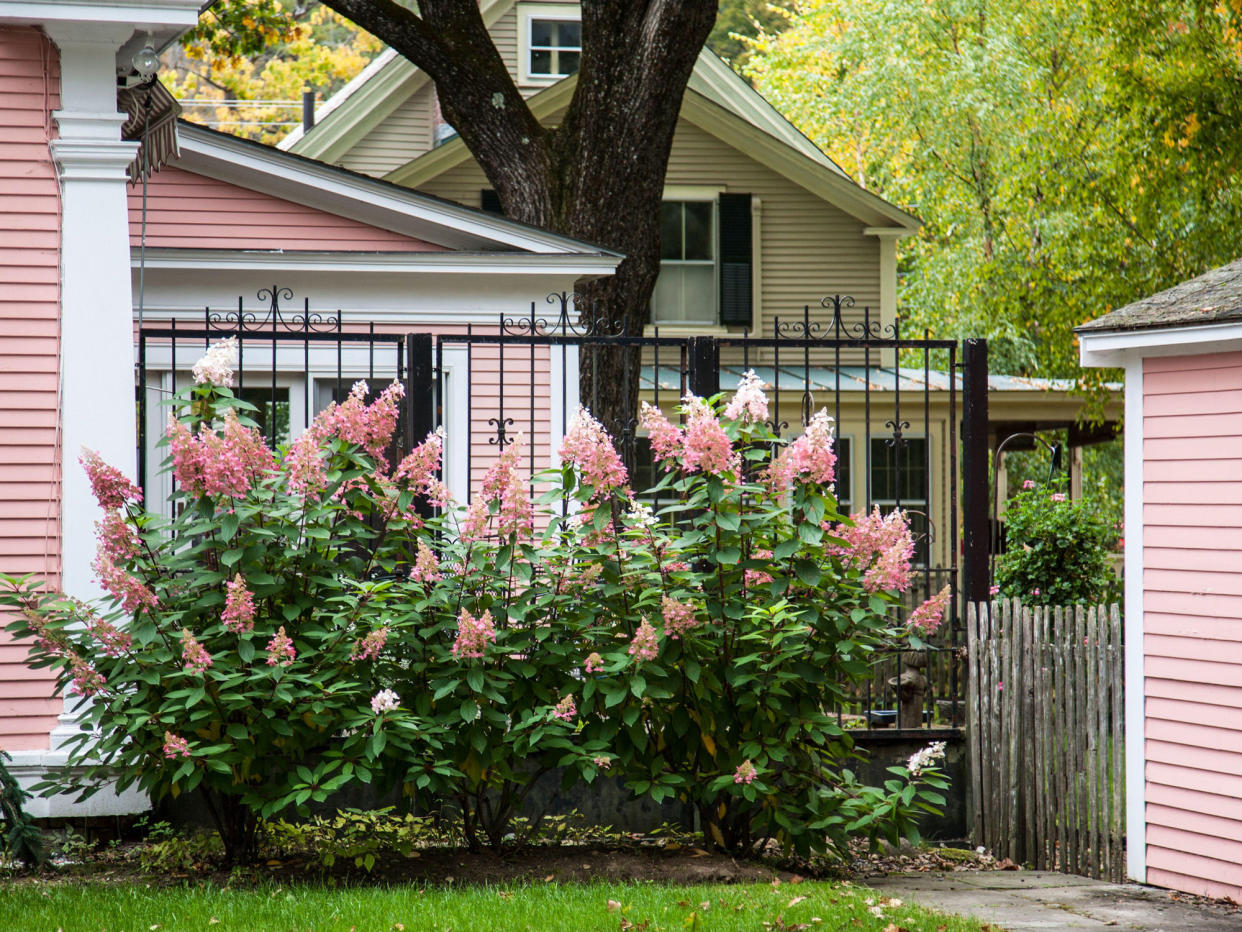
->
<box><xmin>961</xmin><ymin>338</ymin><xmax>990</xmax><ymax>603</ymax></box>
<box><xmin>687</xmin><ymin>336</ymin><xmax>720</xmax><ymax>399</ymax></box>
<box><xmin>405</xmin><ymin>333</ymin><xmax>434</xmax><ymax>450</ymax></box>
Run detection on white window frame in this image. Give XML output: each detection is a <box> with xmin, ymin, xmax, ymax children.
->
<box><xmin>518</xmin><ymin>3</ymin><xmax>582</xmax><ymax>85</ymax></box>
<box><xmin>652</xmin><ymin>197</ymin><xmax>718</xmax><ymax>326</ymax></box>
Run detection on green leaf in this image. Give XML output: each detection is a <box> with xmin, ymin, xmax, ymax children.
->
<box><xmin>237</xmin><ymin>638</ymin><xmax>255</xmax><ymax>664</ymax></box>
<box><xmin>220</xmin><ymin>512</ymin><xmax>240</xmax><ymax>542</ymax></box>
<box><xmin>794</xmin><ymin>559</ymin><xmax>821</xmax><ymax>587</ymax></box>
<box><xmin>716</xmin><ymin>547</ymin><xmax>741</xmax><ymax>565</ymax></box>
<box><xmin>459</xmin><ymin>700</ymin><xmax>478</xmax><ymax>723</ymax></box>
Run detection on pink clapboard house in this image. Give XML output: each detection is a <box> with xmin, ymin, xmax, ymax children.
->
<box><xmin>0</xmin><ymin>0</ymin><xmax>617</xmax><ymax>815</ymax></box>
<box><xmin>1079</xmin><ymin>259</ymin><xmax>1242</xmax><ymax>901</ymax></box>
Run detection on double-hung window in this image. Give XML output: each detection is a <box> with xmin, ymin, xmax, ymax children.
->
<box><xmin>520</xmin><ymin>6</ymin><xmax>581</xmax><ymax>83</ymax></box>
<box><xmin>652</xmin><ymin>200</ymin><xmax>716</xmax><ymax>325</ymax></box>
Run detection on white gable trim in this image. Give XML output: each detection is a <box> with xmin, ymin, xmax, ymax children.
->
<box><xmin>176</xmin><ymin>123</ymin><xmax>618</xmax><ymax>256</ymax></box>
<box><xmin>1079</xmin><ymin>321</ymin><xmax>1242</xmax><ymax>366</ymax></box>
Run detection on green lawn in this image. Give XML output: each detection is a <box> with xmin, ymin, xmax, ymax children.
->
<box><xmin>0</xmin><ymin>879</ymin><xmax>983</xmax><ymax>931</ymax></box>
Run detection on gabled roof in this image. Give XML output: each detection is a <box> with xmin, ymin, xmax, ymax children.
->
<box><xmin>1078</xmin><ymin>258</ymin><xmax>1242</xmax><ymax>334</ymax></box>
<box><xmin>280</xmin><ymin>12</ymin><xmax>919</xmax><ymax>234</ymax></box>
<box><xmin>381</xmin><ymin>73</ymin><xmax>920</xmax><ymax>233</ymax></box>
<box><xmin>175</xmin><ymin>121</ymin><xmax>622</xmax><ymax>262</ymax></box>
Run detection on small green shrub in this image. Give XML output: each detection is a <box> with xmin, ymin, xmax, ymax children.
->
<box><xmin>995</xmin><ymin>480</ymin><xmax>1119</xmax><ymax>605</ymax></box>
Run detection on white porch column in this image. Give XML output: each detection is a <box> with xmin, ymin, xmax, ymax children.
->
<box><xmin>44</xmin><ymin>23</ymin><xmax>139</xmax><ymax>607</ymax></box>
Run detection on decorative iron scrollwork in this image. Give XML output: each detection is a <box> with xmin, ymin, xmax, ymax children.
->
<box><xmin>206</xmin><ymin>286</ymin><xmax>340</xmax><ymax>334</ymax></box>
<box><xmin>488</xmin><ymin>416</ymin><xmax>516</xmax><ymax>447</ymax></box>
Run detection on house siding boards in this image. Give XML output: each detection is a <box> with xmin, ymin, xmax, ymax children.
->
<box><xmin>1142</xmin><ymin>349</ymin><xmax>1242</xmax><ymax>901</ymax></box>
<box><xmin>417</xmin><ymin>118</ymin><xmax>882</xmax><ymax>343</ymax></box>
<box><xmin>126</xmin><ymin>166</ymin><xmax>447</xmax><ymax>252</ymax></box>
<box><xmin>0</xmin><ymin>25</ymin><xmax>63</xmax><ymax>750</ymax></box>
<box><xmin>338</xmin><ymin>82</ymin><xmax>435</xmax><ymax>178</ymax></box>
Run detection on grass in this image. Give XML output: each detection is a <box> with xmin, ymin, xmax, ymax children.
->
<box><xmin>0</xmin><ymin>878</ymin><xmax>985</xmax><ymax>931</ymax></box>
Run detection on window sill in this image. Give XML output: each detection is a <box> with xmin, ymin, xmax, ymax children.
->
<box><xmin>645</xmin><ymin>323</ymin><xmax>731</xmax><ymax>338</ymax></box>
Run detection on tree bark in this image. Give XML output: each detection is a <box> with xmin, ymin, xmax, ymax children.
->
<box><xmin>318</xmin><ymin>0</ymin><xmax>718</xmax><ymax>431</ymax></box>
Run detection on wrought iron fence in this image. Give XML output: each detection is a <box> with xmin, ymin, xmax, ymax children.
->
<box><xmin>135</xmin><ymin>288</ymin><xmax>990</xmax><ymax>732</ymax></box>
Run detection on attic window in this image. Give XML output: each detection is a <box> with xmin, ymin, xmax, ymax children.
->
<box><xmin>520</xmin><ymin>5</ymin><xmax>581</xmax><ymax>83</ymax></box>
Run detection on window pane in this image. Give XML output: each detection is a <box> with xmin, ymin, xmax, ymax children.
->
<box><xmin>530</xmin><ymin>49</ymin><xmax>553</xmax><ymax>74</ymax></box>
<box><xmin>652</xmin><ymin>265</ymin><xmax>715</xmax><ymax>323</ymax></box>
<box><xmin>557</xmin><ymin>21</ymin><xmax>581</xmax><ymax>46</ymax></box>
<box><xmin>870</xmin><ymin>437</ymin><xmax>928</xmax><ymax>502</ymax></box>
<box><xmin>660</xmin><ymin>202</ymin><xmax>683</xmax><ymax>260</ymax></box>
<box><xmin>683</xmin><ymin>201</ymin><xmax>713</xmax><ymax>260</ymax></box>
<box><xmin>835</xmin><ymin>437</ymin><xmax>851</xmax><ymax>506</ymax></box>
<box><xmin>237</xmin><ymin>387</ymin><xmax>290</xmax><ymax>446</ymax></box>
<box><xmin>556</xmin><ymin>50</ymin><xmax>580</xmax><ymax>75</ymax></box>
<box><xmin>531</xmin><ymin>20</ymin><xmax>553</xmax><ymax>45</ymax></box>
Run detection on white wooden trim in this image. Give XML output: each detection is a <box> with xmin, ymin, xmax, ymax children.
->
<box><xmin>1080</xmin><ymin>321</ymin><xmax>1242</xmax><ymax>366</ymax></box>
<box><xmin>1123</xmin><ymin>354</ymin><xmax>1146</xmax><ymax>884</ymax></box>
<box><xmin>132</xmin><ymin>248</ymin><xmax>620</xmax><ymax>278</ymax></box>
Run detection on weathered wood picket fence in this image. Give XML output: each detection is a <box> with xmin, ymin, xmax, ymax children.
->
<box><xmin>965</xmin><ymin>601</ymin><xmax>1125</xmax><ymax>881</ymax></box>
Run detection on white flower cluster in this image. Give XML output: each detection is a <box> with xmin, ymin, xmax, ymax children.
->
<box><xmin>626</xmin><ymin>500</ymin><xmax>657</xmax><ymax>528</ymax></box>
<box><xmin>370</xmin><ymin>688</ymin><xmax>400</xmax><ymax>714</ymax></box>
<box><xmin>723</xmin><ymin>369</ymin><xmax>770</xmax><ymax>424</ymax></box>
<box><xmin>191</xmin><ymin>337</ymin><xmax>238</xmax><ymax>387</ymax></box>
<box><xmin>906</xmin><ymin>740</ymin><xmax>947</xmax><ymax>777</ymax></box>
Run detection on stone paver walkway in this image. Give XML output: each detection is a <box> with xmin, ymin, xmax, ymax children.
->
<box><xmin>866</xmin><ymin>870</ymin><xmax>1241</xmax><ymax>930</ymax></box>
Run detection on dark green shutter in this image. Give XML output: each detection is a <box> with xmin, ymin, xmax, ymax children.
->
<box><xmin>718</xmin><ymin>192</ymin><xmax>752</xmax><ymax>327</ymax></box>
<box><xmin>481</xmin><ymin>189</ymin><xmax>503</xmax><ymax>215</ymax></box>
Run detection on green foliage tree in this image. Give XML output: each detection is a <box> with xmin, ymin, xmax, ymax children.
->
<box><xmin>745</xmin><ymin>0</ymin><xmax>1242</xmax><ymax>387</ymax></box>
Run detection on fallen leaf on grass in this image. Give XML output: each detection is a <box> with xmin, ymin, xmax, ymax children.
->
<box><xmin>996</xmin><ymin>858</ymin><xmax>1020</xmax><ymax>870</ymax></box>
<box><xmin>787</xmin><ymin>896</ymin><xmax>806</xmax><ymax>908</ymax></box>
<box><xmin>607</xmin><ymin>900</ymin><xmax>622</xmax><ymax>912</ymax></box>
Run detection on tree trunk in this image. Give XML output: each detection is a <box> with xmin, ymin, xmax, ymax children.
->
<box><xmin>319</xmin><ymin>0</ymin><xmax>719</xmax><ymax>432</ymax></box>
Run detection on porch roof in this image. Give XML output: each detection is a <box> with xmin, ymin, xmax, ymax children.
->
<box><xmin>642</xmin><ymin>365</ymin><xmax>1117</xmax><ymax>395</ymax></box>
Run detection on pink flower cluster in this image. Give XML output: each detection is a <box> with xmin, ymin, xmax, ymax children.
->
<box><xmin>68</xmin><ymin>653</ymin><xmax>106</xmax><ymax>697</ymax></box>
<box><xmin>80</xmin><ymin>449</ymin><xmax>142</xmax><ymax>510</ymax></box>
<box><xmin>222</xmin><ymin>574</ymin><xmax>256</xmax><ymax>634</ymax></box>
<box><xmin>560</xmin><ymin>406</ymin><xmax>629</xmax><ymax>495</ymax></box>
<box><xmin>552</xmin><ymin>694</ymin><xmax>577</xmax><ymax>722</ymax></box>
<box><xmin>467</xmin><ymin>438</ymin><xmax>533</xmax><ymax>541</ymax></box>
<box><xmin>327</xmin><ymin>381</ymin><xmax>406</xmax><ymax>460</ymax></box>
<box><xmin>628</xmin><ymin>619</ymin><xmax>659</xmax><ymax>663</ymax></box>
<box><xmin>96</xmin><ymin>511</ymin><xmax>138</xmax><ymax>564</ymax></box>
<box><xmin>409</xmin><ymin>542</ymin><xmax>442</xmax><ymax>585</ymax></box>
<box><xmin>734</xmin><ymin>760</ymin><xmax>758</xmax><ymax>785</ymax></box>
<box><xmin>351</xmin><ymin>626</ymin><xmax>389</xmax><ymax>662</ymax></box>
<box><xmin>639</xmin><ymin>402</ymin><xmax>685</xmax><ymax>469</ymax></box>
<box><xmin>592</xmin><ymin>756</ymin><xmax>612</xmax><ymax>769</ymax></box>
<box><xmin>181</xmin><ymin>629</ymin><xmax>213</xmax><ymax>674</ymax></box>
<box><xmin>768</xmin><ymin>410</ymin><xmax>837</xmax><ymax>491</ymax></box>
<box><xmin>723</xmin><ymin>370</ymin><xmax>770</xmax><ymax>424</ymax></box>
<box><xmin>907</xmin><ymin>586</ymin><xmax>952</xmax><ymax>634</ymax></box>
<box><xmin>661</xmin><ymin>596</ymin><xmax>699</xmax><ymax>639</ymax></box>
<box><xmin>166</xmin><ymin>409</ymin><xmax>275</xmax><ymax>499</ymax></box>
<box><xmin>452</xmin><ymin>608</ymin><xmax>496</xmax><ymax>660</ymax></box>
<box><xmin>584</xmin><ymin>651</ymin><xmax>603</xmax><ymax>674</ymax></box>
<box><xmin>266</xmin><ymin>626</ymin><xmax>296</xmax><ymax>667</ymax></box>
<box><xmin>163</xmin><ymin>731</ymin><xmax>191</xmax><ymax>759</ymax></box>
<box><xmin>285</xmin><ymin>427</ymin><xmax>329</xmax><ymax>498</ymax></box>
<box><xmin>832</xmin><ymin>507</ymin><xmax>915</xmax><ymax>593</ymax></box>
<box><xmin>682</xmin><ymin>395</ymin><xmax>738</xmax><ymax>475</ymax></box>
<box><xmin>92</xmin><ymin>554</ymin><xmax>158</xmax><ymax>614</ymax></box>
<box><xmin>86</xmin><ymin>615</ymin><xmax>132</xmax><ymax>658</ymax></box>
<box><xmin>394</xmin><ymin>429</ymin><xmax>445</xmax><ymax>500</ymax></box>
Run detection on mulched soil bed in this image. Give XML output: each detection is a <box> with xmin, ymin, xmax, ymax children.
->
<box><xmin>3</xmin><ymin>835</ymin><xmax>1002</xmax><ymax>889</ymax></box>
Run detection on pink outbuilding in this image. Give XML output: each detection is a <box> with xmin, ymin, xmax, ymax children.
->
<box><xmin>1079</xmin><ymin>259</ymin><xmax>1242</xmax><ymax>902</ymax></box>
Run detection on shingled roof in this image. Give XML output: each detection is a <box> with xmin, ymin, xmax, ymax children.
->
<box><xmin>1078</xmin><ymin>258</ymin><xmax>1242</xmax><ymax>333</ymax></box>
